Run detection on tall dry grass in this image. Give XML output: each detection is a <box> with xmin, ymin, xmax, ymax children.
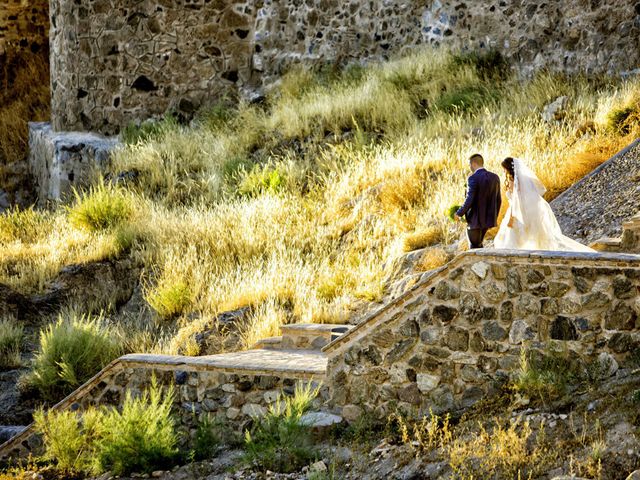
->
<box><xmin>0</xmin><ymin>50</ymin><xmax>50</xmax><ymax>166</ymax></box>
<box><xmin>1</xmin><ymin>48</ymin><xmax>638</xmax><ymax>353</ymax></box>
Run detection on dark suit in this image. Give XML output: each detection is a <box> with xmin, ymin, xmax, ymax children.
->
<box><xmin>456</xmin><ymin>168</ymin><xmax>502</xmax><ymax>249</ymax></box>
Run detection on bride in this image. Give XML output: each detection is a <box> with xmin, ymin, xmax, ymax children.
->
<box><xmin>493</xmin><ymin>157</ymin><xmax>594</xmax><ymax>252</ymax></box>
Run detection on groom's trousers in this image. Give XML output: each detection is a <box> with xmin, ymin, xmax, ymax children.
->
<box><xmin>467</xmin><ymin>228</ymin><xmax>488</xmax><ymax>249</ymax></box>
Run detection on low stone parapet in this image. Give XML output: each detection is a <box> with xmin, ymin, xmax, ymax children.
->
<box><xmin>0</xmin><ymin>350</ymin><xmax>327</xmax><ymax>463</ymax></box>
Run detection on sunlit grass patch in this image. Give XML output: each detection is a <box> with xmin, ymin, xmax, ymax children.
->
<box><xmin>0</xmin><ymin>317</ymin><xmax>23</xmax><ymax>369</ymax></box>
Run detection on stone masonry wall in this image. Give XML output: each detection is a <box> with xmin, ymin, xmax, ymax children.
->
<box><xmin>325</xmin><ymin>250</ymin><xmax>640</xmax><ymax>420</ymax></box>
<box><xmin>51</xmin><ymin>0</ymin><xmax>640</xmax><ymax>134</ymax></box>
<box><xmin>0</xmin><ymin>351</ymin><xmax>326</xmax><ymax>462</ymax></box>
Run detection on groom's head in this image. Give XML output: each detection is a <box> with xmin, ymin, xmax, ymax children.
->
<box><xmin>469</xmin><ymin>154</ymin><xmax>484</xmax><ymax>172</ymax></box>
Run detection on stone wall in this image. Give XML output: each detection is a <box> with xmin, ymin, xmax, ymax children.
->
<box><xmin>50</xmin><ymin>0</ymin><xmax>640</xmax><ymax>134</ymax></box>
<box><xmin>324</xmin><ymin>250</ymin><xmax>640</xmax><ymax>419</ymax></box>
<box><xmin>0</xmin><ymin>350</ymin><xmax>327</xmax><ymax>462</ymax></box>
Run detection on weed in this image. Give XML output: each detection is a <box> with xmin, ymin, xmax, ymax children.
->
<box><xmin>68</xmin><ymin>183</ymin><xmax>134</xmax><ymax>232</ymax></box>
<box><xmin>28</xmin><ymin>313</ymin><xmax>122</xmax><ymax>400</ymax></box>
<box><xmin>34</xmin><ymin>379</ymin><xmax>178</xmax><ymax>476</ymax></box>
<box><xmin>0</xmin><ymin>317</ymin><xmax>23</xmax><ymax>369</ymax></box>
<box><xmin>191</xmin><ymin>414</ymin><xmax>222</xmax><ymax>460</ymax></box>
<box><xmin>513</xmin><ymin>347</ymin><xmax>578</xmax><ymax>403</ymax></box>
<box><xmin>146</xmin><ymin>280</ymin><xmax>194</xmax><ymax>321</ymax></box>
<box><xmin>243</xmin><ymin>382</ymin><xmax>320</xmax><ymax>472</ymax></box>
<box><xmin>94</xmin><ymin>380</ymin><xmax>178</xmax><ymax>475</ymax></box>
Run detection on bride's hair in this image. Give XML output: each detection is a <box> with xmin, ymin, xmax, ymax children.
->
<box><xmin>501</xmin><ymin>157</ymin><xmax>515</xmax><ymax>179</ymax></box>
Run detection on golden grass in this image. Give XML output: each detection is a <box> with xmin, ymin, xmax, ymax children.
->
<box><xmin>0</xmin><ymin>50</ymin><xmax>50</xmax><ymax>167</ymax></box>
<box><xmin>1</xmin><ymin>48</ymin><xmax>638</xmax><ymax>352</ymax></box>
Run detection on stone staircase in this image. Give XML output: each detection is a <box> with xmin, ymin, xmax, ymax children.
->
<box><xmin>0</xmin><ymin>322</ymin><xmax>354</xmax><ymax>461</ymax></box>
<box><xmin>590</xmin><ymin>211</ymin><xmax>640</xmax><ymax>253</ymax></box>
<box><xmin>253</xmin><ymin>323</ymin><xmax>354</xmax><ymax>351</ymax></box>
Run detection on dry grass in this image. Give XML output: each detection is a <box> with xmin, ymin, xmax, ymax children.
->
<box><xmin>1</xmin><ymin>48</ymin><xmax>638</xmax><ymax>352</ymax></box>
<box><xmin>0</xmin><ymin>50</ymin><xmax>50</xmax><ymax>167</ymax></box>
<box><xmin>448</xmin><ymin>419</ymin><xmax>555</xmax><ymax>478</ymax></box>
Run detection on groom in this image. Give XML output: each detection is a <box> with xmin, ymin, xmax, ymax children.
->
<box><xmin>455</xmin><ymin>154</ymin><xmax>502</xmax><ymax>249</ymax></box>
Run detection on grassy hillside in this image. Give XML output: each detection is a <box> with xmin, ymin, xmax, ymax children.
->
<box><xmin>1</xmin><ymin>48</ymin><xmax>639</xmax><ymax>356</ymax></box>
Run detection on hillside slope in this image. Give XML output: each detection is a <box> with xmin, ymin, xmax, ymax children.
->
<box><xmin>552</xmin><ymin>138</ymin><xmax>640</xmax><ymax>244</ymax></box>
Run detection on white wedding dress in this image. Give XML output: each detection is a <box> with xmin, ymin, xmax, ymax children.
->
<box><xmin>493</xmin><ymin>158</ymin><xmax>594</xmax><ymax>252</ymax></box>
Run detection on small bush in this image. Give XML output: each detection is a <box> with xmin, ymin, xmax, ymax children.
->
<box><xmin>238</xmin><ymin>164</ymin><xmax>287</xmax><ymax>197</ymax></box>
<box><xmin>192</xmin><ymin>414</ymin><xmax>222</xmax><ymax>460</ymax></box>
<box><xmin>121</xmin><ymin>115</ymin><xmax>179</xmax><ymax>145</ymax></box>
<box><xmin>451</xmin><ymin>49</ymin><xmax>510</xmax><ymax>80</ymax></box>
<box><xmin>513</xmin><ymin>348</ymin><xmax>579</xmax><ymax>402</ymax></box>
<box><xmin>146</xmin><ymin>280</ymin><xmax>194</xmax><ymax>320</ymax></box>
<box><xmin>33</xmin><ymin>407</ymin><xmax>99</xmax><ymax>473</ymax></box>
<box><xmin>387</xmin><ymin>410</ymin><xmax>453</xmax><ymax>453</ymax></box>
<box><xmin>416</xmin><ymin>248</ymin><xmax>451</xmax><ymax>272</ymax></box>
<box><xmin>34</xmin><ymin>379</ymin><xmax>178</xmax><ymax>476</ymax></box>
<box><xmin>449</xmin><ymin>419</ymin><xmax>553</xmax><ymax>478</ymax></box>
<box><xmin>435</xmin><ymin>84</ymin><xmax>496</xmax><ymax>113</ymax></box>
<box><xmin>0</xmin><ymin>317</ymin><xmax>23</xmax><ymax>369</ymax></box>
<box><xmin>607</xmin><ymin>105</ymin><xmax>638</xmax><ymax>134</ymax></box>
<box><xmin>29</xmin><ymin>314</ymin><xmax>122</xmax><ymax>400</ymax></box>
<box><xmin>95</xmin><ymin>380</ymin><xmax>178</xmax><ymax>475</ymax></box>
<box><xmin>243</xmin><ymin>382</ymin><xmax>320</xmax><ymax>472</ymax></box>
<box><xmin>68</xmin><ymin>183</ymin><xmax>134</xmax><ymax>232</ymax></box>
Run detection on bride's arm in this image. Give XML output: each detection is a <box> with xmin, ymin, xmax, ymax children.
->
<box><xmin>506</xmin><ymin>177</ymin><xmax>516</xmax><ymax>228</ymax></box>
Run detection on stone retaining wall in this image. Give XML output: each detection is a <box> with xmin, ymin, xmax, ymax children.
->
<box><xmin>325</xmin><ymin>250</ymin><xmax>640</xmax><ymax>419</ymax></box>
<box><xmin>0</xmin><ymin>351</ymin><xmax>327</xmax><ymax>462</ymax></box>
<box><xmin>50</xmin><ymin>0</ymin><xmax>640</xmax><ymax>134</ymax></box>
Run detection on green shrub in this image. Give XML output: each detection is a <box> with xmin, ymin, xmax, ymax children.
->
<box><xmin>451</xmin><ymin>49</ymin><xmax>510</xmax><ymax>80</ymax></box>
<box><xmin>243</xmin><ymin>382</ymin><xmax>320</xmax><ymax>472</ymax></box>
<box><xmin>33</xmin><ymin>407</ymin><xmax>100</xmax><ymax>473</ymax></box>
<box><xmin>198</xmin><ymin>101</ymin><xmax>236</xmax><ymax>131</ymax></box>
<box><xmin>95</xmin><ymin>380</ymin><xmax>178</xmax><ymax>475</ymax></box>
<box><xmin>146</xmin><ymin>280</ymin><xmax>194</xmax><ymax>320</ymax></box>
<box><xmin>221</xmin><ymin>155</ymin><xmax>254</xmax><ymax>180</ymax></box>
<box><xmin>34</xmin><ymin>379</ymin><xmax>178</xmax><ymax>476</ymax></box>
<box><xmin>191</xmin><ymin>414</ymin><xmax>222</xmax><ymax>460</ymax></box>
<box><xmin>0</xmin><ymin>207</ymin><xmax>52</xmax><ymax>244</ymax></box>
<box><xmin>513</xmin><ymin>348</ymin><xmax>579</xmax><ymax>402</ymax></box>
<box><xmin>0</xmin><ymin>317</ymin><xmax>23</xmax><ymax>368</ymax></box>
<box><xmin>121</xmin><ymin>115</ymin><xmax>179</xmax><ymax>145</ymax></box>
<box><xmin>607</xmin><ymin>106</ymin><xmax>637</xmax><ymax>134</ymax></box>
<box><xmin>435</xmin><ymin>84</ymin><xmax>496</xmax><ymax>113</ymax></box>
<box><xmin>238</xmin><ymin>164</ymin><xmax>287</xmax><ymax>197</ymax></box>
<box><xmin>29</xmin><ymin>314</ymin><xmax>122</xmax><ymax>400</ymax></box>
<box><xmin>68</xmin><ymin>183</ymin><xmax>134</xmax><ymax>232</ymax></box>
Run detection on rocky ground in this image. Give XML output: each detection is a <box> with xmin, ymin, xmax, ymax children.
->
<box><xmin>552</xmin><ymin>139</ymin><xmax>640</xmax><ymax>245</ymax></box>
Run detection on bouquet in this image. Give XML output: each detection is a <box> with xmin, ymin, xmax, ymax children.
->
<box><xmin>446</xmin><ymin>204</ymin><xmax>464</xmax><ymax>222</ymax></box>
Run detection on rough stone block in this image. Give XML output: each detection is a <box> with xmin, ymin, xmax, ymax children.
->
<box><xmin>28</xmin><ymin>122</ymin><xmax>119</xmax><ymax>204</ymax></box>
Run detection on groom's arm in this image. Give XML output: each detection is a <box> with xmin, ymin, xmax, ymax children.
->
<box><xmin>456</xmin><ymin>175</ymin><xmax>478</xmax><ymax>217</ymax></box>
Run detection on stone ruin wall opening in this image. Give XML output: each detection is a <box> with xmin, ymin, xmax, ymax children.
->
<box><xmin>49</xmin><ymin>0</ymin><xmax>640</xmax><ymax>136</ymax></box>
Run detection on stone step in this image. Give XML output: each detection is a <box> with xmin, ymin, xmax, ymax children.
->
<box><xmin>253</xmin><ymin>335</ymin><xmax>283</xmax><ymax>350</ymax></box>
<box><xmin>590</xmin><ymin>237</ymin><xmax>623</xmax><ymax>252</ymax></box>
<box><xmin>280</xmin><ymin>323</ymin><xmax>354</xmax><ymax>350</ymax></box>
